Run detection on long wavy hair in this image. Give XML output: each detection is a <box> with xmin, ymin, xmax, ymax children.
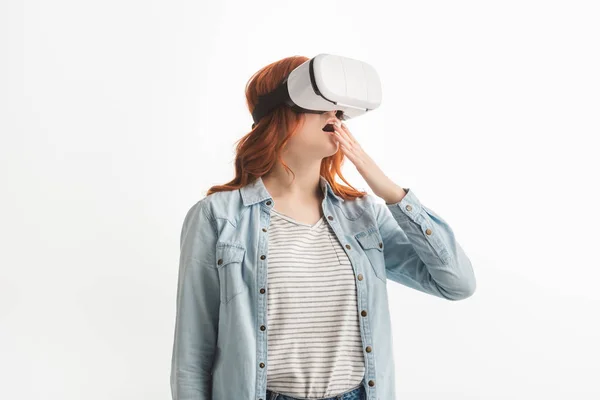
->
<box><xmin>206</xmin><ymin>55</ymin><xmax>367</xmax><ymax>200</ymax></box>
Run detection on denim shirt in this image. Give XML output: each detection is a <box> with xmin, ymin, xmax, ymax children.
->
<box><xmin>170</xmin><ymin>175</ymin><xmax>476</xmax><ymax>400</ymax></box>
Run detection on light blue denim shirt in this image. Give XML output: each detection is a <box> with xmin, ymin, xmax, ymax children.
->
<box><xmin>170</xmin><ymin>175</ymin><xmax>476</xmax><ymax>400</ymax></box>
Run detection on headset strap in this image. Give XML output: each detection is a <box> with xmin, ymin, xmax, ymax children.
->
<box><xmin>251</xmin><ymin>79</ymin><xmax>289</xmax><ymax>128</ymax></box>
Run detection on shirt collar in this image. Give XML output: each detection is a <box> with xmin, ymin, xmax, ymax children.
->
<box><xmin>240</xmin><ymin>175</ymin><xmax>344</xmax><ymax>207</ymax></box>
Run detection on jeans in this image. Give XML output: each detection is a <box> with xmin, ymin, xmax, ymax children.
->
<box><xmin>266</xmin><ymin>383</ymin><xmax>366</xmax><ymax>400</ymax></box>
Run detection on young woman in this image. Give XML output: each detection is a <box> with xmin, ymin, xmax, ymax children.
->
<box><xmin>170</xmin><ymin>56</ymin><xmax>476</xmax><ymax>400</ymax></box>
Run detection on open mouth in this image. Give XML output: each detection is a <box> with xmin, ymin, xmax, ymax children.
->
<box><xmin>322</xmin><ymin>123</ymin><xmax>335</xmax><ymax>132</ymax></box>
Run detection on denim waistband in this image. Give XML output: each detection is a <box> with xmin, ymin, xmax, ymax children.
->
<box><xmin>266</xmin><ymin>383</ymin><xmax>365</xmax><ymax>400</ymax></box>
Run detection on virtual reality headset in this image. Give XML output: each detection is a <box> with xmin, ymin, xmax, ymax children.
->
<box><xmin>251</xmin><ymin>53</ymin><xmax>382</xmax><ymax>131</ymax></box>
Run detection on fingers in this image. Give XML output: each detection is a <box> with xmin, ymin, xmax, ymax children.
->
<box><xmin>333</xmin><ymin>122</ymin><xmax>357</xmax><ymax>148</ymax></box>
<box><xmin>332</xmin><ymin>123</ymin><xmax>351</xmax><ymax>147</ymax></box>
<box><xmin>332</xmin><ymin>123</ymin><xmax>360</xmax><ymax>163</ymax></box>
<box><xmin>340</xmin><ymin>123</ymin><xmax>357</xmax><ymax>143</ymax></box>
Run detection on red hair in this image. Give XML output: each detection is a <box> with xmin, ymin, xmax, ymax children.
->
<box><xmin>206</xmin><ymin>55</ymin><xmax>367</xmax><ymax>200</ymax></box>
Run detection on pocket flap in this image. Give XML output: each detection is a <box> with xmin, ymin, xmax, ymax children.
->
<box><xmin>216</xmin><ymin>244</ymin><xmax>246</xmax><ymax>268</ymax></box>
<box><xmin>355</xmin><ymin>229</ymin><xmax>384</xmax><ymax>252</ymax></box>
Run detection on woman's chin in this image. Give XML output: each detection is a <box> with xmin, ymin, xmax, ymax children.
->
<box><xmin>324</xmin><ymin>138</ymin><xmax>339</xmax><ymax>155</ymax></box>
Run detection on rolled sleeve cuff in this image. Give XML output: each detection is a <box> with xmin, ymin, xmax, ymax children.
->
<box><xmin>386</xmin><ymin>188</ymin><xmax>422</xmax><ymax>222</ymax></box>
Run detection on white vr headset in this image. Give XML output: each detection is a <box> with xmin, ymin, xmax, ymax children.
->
<box><xmin>251</xmin><ymin>53</ymin><xmax>382</xmax><ymax>131</ymax></box>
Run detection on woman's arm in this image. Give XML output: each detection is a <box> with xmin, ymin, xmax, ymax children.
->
<box><xmin>170</xmin><ymin>201</ymin><xmax>219</xmax><ymax>400</ymax></box>
<box><xmin>375</xmin><ymin>189</ymin><xmax>476</xmax><ymax>300</ymax></box>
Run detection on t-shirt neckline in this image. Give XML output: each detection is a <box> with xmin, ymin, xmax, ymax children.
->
<box><xmin>271</xmin><ymin>208</ymin><xmax>325</xmax><ymax>229</ymax></box>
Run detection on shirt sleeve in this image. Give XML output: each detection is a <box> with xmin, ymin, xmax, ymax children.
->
<box><xmin>170</xmin><ymin>201</ymin><xmax>219</xmax><ymax>399</ymax></box>
<box><xmin>374</xmin><ymin>189</ymin><xmax>476</xmax><ymax>300</ymax></box>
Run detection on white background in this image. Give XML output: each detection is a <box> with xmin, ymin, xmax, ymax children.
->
<box><xmin>1</xmin><ymin>0</ymin><xmax>599</xmax><ymax>399</ymax></box>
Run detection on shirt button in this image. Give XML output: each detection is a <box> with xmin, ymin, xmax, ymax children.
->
<box><xmin>327</xmin><ymin>216</ymin><xmax>334</xmax><ymax>220</ymax></box>
<box><xmin>365</xmin><ymin>346</ymin><xmax>372</xmax><ymax>352</ymax></box>
<box><xmin>217</xmin><ymin>259</ymin><xmax>223</xmax><ymax>265</ymax></box>
<box><xmin>361</xmin><ymin>310</ymin><xmax>367</xmax><ymax>317</ymax></box>
<box><xmin>345</xmin><ymin>244</ymin><xmax>351</xmax><ymax>250</ymax></box>
<box><xmin>368</xmin><ymin>380</ymin><xmax>375</xmax><ymax>387</ymax></box>
<box><xmin>406</xmin><ymin>205</ymin><xmax>412</xmax><ymax>211</ymax></box>
<box><xmin>379</xmin><ymin>242</ymin><xmax>382</xmax><ymax>248</ymax></box>
<box><xmin>425</xmin><ymin>228</ymin><xmax>432</xmax><ymax>235</ymax></box>
<box><xmin>260</xmin><ymin>255</ymin><xmax>266</xmax><ymax>260</ymax></box>
<box><xmin>357</xmin><ymin>274</ymin><xmax>364</xmax><ymax>281</ymax></box>
<box><xmin>260</xmin><ymin>288</ymin><xmax>266</xmax><ymax>294</ymax></box>
<box><xmin>266</xmin><ymin>201</ymin><xmax>272</xmax><ymax>206</ymax></box>
<box><xmin>262</xmin><ymin>228</ymin><xmax>267</xmax><ymax>232</ymax></box>
<box><xmin>259</xmin><ymin>362</ymin><xmax>265</xmax><ymax>368</ymax></box>
<box><xmin>260</xmin><ymin>325</ymin><xmax>266</xmax><ymax>331</ymax></box>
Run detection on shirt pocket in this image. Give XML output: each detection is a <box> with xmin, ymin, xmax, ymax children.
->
<box><xmin>216</xmin><ymin>242</ymin><xmax>247</xmax><ymax>304</ymax></box>
<box><xmin>355</xmin><ymin>228</ymin><xmax>386</xmax><ymax>283</ymax></box>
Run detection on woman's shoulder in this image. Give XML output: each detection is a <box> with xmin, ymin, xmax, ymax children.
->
<box><xmin>184</xmin><ymin>187</ymin><xmax>244</xmax><ymax>222</ymax></box>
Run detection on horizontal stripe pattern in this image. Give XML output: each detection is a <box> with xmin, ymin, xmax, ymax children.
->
<box><xmin>266</xmin><ymin>208</ymin><xmax>366</xmax><ymax>398</ymax></box>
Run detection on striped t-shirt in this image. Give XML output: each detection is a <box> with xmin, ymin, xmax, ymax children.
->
<box><xmin>265</xmin><ymin>207</ymin><xmax>366</xmax><ymax>398</ymax></box>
